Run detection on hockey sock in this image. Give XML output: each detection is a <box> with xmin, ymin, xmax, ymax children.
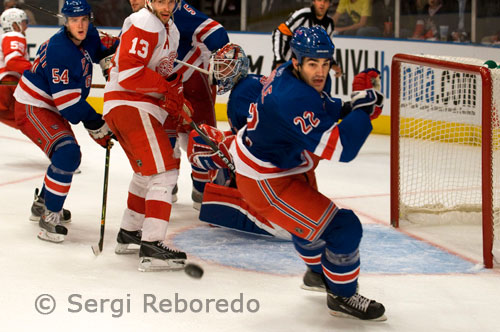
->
<box><xmin>43</xmin><ymin>141</ymin><xmax>81</xmax><ymax>212</ymax></box>
<box><xmin>321</xmin><ymin>247</ymin><xmax>360</xmax><ymax>297</ymax></box>
<box><xmin>319</xmin><ymin>209</ymin><xmax>363</xmax><ymax>297</ymax></box>
<box><xmin>293</xmin><ymin>236</ymin><xmax>325</xmax><ymax>273</ymax></box>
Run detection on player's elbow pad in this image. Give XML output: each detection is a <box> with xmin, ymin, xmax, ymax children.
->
<box><xmin>60</xmin><ymin>102</ymin><xmax>101</xmax><ymax>125</ymax></box>
<box><xmin>337</xmin><ymin>109</ymin><xmax>372</xmax><ymax>162</ymax></box>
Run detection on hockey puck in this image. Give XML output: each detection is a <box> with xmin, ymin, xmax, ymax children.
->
<box><xmin>184</xmin><ymin>263</ymin><xmax>203</xmax><ymax>279</ymax></box>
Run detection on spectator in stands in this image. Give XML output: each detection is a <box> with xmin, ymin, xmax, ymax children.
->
<box><xmin>332</xmin><ymin>0</ymin><xmax>381</xmax><ymax>37</ymax></box>
<box><xmin>3</xmin><ymin>0</ymin><xmax>36</xmax><ymax>24</ymax></box>
<box><xmin>411</xmin><ymin>0</ymin><xmax>458</xmax><ymax>41</ymax></box>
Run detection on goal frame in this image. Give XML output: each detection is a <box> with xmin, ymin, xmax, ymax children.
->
<box><xmin>390</xmin><ymin>53</ymin><xmax>494</xmax><ymax>268</ymax></box>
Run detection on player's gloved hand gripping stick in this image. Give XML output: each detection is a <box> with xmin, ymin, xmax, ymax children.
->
<box><xmin>180</xmin><ymin>104</ymin><xmax>236</xmax><ymax>175</ymax></box>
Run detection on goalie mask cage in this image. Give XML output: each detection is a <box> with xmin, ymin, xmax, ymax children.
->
<box><xmin>390</xmin><ymin>53</ymin><xmax>500</xmax><ymax>268</ymax></box>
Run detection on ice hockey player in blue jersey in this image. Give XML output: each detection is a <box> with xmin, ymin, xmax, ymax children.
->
<box><xmin>169</xmin><ymin>0</ymin><xmax>229</xmax><ymax>209</ymax></box>
<box><xmin>13</xmin><ymin>0</ymin><xmax>114</xmax><ymax>243</ymax></box>
<box><xmin>192</xmin><ymin>27</ymin><xmax>387</xmax><ymax>320</ymax></box>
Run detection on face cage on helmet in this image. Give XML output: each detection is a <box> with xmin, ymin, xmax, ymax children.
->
<box><xmin>210</xmin><ymin>57</ymin><xmax>244</xmax><ymax>95</ymax></box>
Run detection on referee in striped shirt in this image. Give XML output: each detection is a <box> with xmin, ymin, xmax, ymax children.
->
<box><xmin>272</xmin><ymin>0</ymin><xmax>339</xmax><ymax>75</ymax></box>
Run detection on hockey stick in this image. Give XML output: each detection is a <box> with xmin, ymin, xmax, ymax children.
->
<box><xmin>91</xmin><ymin>141</ymin><xmax>112</xmax><ymax>256</ymax></box>
<box><xmin>22</xmin><ymin>3</ymin><xmax>64</xmax><ymax>19</ymax></box>
<box><xmin>175</xmin><ymin>59</ymin><xmax>210</xmax><ymax>76</ymax></box>
<box><xmin>0</xmin><ymin>81</ymin><xmax>106</xmax><ymax>89</ymax></box>
<box><xmin>181</xmin><ymin>104</ymin><xmax>235</xmax><ymax>174</ymax></box>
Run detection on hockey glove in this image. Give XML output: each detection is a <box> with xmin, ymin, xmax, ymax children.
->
<box><xmin>353</xmin><ymin>68</ymin><xmax>381</xmax><ymax>91</ymax></box>
<box><xmin>352</xmin><ymin>68</ymin><xmax>384</xmax><ymax>120</ymax></box>
<box><xmin>177</xmin><ymin>100</ymin><xmax>194</xmax><ymax>133</ymax></box>
<box><xmin>86</xmin><ymin>121</ymin><xmax>115</xmax><ymax>148</ymax></box>
<box><xmin>162</xmin><ymin>73</ymin><xmax>185</xmax><ymax>117</ymax></box>
<box><xmin>187</xmin><ymin>124</ymin><xmax>234</xmax><ymax>171</ymax></box>
<box><xmin>99</xmin><ymin>55</ymin><xmax>113</xmax><ymax>81</ymax></box>
<box><xmin>100</xmin><ymin>33</ymin><xmax>119</xmax><ymax>52</ymax></box>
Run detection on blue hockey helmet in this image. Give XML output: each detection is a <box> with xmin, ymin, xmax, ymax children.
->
<box><xmin>290</xmin><ymin>26</ymin><xmax>335</xmax><ymax>64</ymax></box>
<box><xmin>210</xmin><ymin>43</ymin><xmax>249</xmax><ymax>95</ymax></box>
<box><xmin>62</xmin><ymin>0</ymin><xmax>92</xmax><ymax>17</ymax></box>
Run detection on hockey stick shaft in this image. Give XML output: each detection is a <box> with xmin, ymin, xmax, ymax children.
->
<box><xmin>175</xmin><ymin>59</ymin><xmax>210</xmax><ymax>76</ymax></box>
<box><xmin>0</xmin><ymin>81</ymin><xmax>105</xmax><ymax>89</ymax></box>
<box><xmin>181</xmin><ymin>104</ymin><xmax>235</xmax><ymax>174</ymax></box>
<box><xmin>22</xmin><ymin>3</ymin><xmax>64</xmax><ymax>19</ymax></box>
<box><xmin>92</xmin><ymin>141</ymin><xmax>111</xmax><ymax>255</ymax></box>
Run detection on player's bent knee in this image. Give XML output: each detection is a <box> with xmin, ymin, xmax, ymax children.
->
<box><xmin>322</xmin><ymin>209</ymin><xmax>363</xmax><ymax>253</ymax></box>
<box><xmin>51</xmin><ymin>139</ymin><xmax>81</xmax><ymax>173</ymax></box>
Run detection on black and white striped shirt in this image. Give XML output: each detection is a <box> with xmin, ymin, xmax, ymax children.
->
<box><xmin>272</xmin><ymin>6</ymin><xmax>335</xmax><ymax>69</ymax></box>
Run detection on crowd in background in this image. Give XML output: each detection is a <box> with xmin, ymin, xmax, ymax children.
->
<box><xmin>0</xmin><ymin>1</ymin><xmax>499</xmax><ymax>44</ymax></box>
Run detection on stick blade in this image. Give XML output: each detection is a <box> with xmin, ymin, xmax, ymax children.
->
<box><xmin>91</xmin><ymin>244</ymin><xmax>102</xmax><ymax>256</ymax></box>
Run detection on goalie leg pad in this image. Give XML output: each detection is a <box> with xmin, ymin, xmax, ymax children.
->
<box><xmin>200</xmin><ymin>183</ymin><xmax>291</xmax><ymax>239</ymax></box>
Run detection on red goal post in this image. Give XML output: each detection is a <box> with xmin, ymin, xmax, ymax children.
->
<box><xmin>390</xmin><ymin>53</ymin><xmax>498</xmax><ymax>268</ymax></box>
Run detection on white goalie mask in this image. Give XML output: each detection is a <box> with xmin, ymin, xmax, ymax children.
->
<box><xmin>145</xmin><ymin>0</ymin><xmax>181</xmax><ymax>14</ymax></box>
<box><xmin>209</xmin><ymin>43</ymin><xmax>249</xmax><ymax>95</ymax></box>
<box><xmin>1</xmin><ymin>8</ymin><xmax>28</xmax><ymax>33</ymax></box>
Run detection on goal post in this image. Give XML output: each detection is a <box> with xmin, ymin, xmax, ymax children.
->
<box><xmin>390</xmin><ymin>53</ymin><xmax>498</xmax><ymax>268</ymax></box>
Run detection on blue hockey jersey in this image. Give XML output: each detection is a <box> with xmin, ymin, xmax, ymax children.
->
<box><xmin>231</xmin><ymin>62</ymin><xmax>373</xmax><ymax>180</ymax></box>
<box><xmin>172</xmin><ymin>1</ymin><xmax>229</xmax><ymax>80</ymax></box>
<box><xmin>14</xmin><ymin>24</ymin><xmax>108</xmax><ymax>126</ymax></box>
<box><xmin>227</xmin><ymin>74</ymin><xmax>266</xmax><ymax>134</ymax></box>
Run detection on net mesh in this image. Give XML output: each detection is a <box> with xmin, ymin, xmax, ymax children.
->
<box><xmin>397</xmin><ymin>55</ymin><xmax>500</xmax><ymax>260</ymax></box>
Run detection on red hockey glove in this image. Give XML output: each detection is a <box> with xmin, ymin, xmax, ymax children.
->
<box><xmin>176</xmin><ymin>100</ymin><xmax>194</xmax><ymax>133</ymax></box>
<box><xmin>352</xmin><ymin>68</ymin><xmax>381</xmax><ymax>92</ymax></box>
<box><xmin>87</xmin><ymin>122</ymin><xmax>115</xmax><ymax>148</ymax></box>
<box><xmin>351</xmin><ymin>68</ymin><xmax>384</xmax><ymax>120</ymax></box>
<box><xmin>187</xmin><ymin>124</ymin><xmax>234</xmax><ymax>171</ymax></box>
<box><xmin>162</xmin><ymin>73</ymin><xmax>185</xmax><ymax>117</ymax></box>
<box><xmin>100</xmin><ymin>33</ymin><xmax>119</xmax><ymax>50</ymax></box>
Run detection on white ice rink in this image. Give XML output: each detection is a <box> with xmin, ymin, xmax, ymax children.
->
<box><xmin>1</xmin><ymin>122</ymin><xmax>499</xmax><ymax>332</ymax></box>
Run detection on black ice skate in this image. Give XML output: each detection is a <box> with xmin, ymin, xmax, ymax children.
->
<box><xmin>301</xmin><ymin>268</ymin><xmax>326</xmax><ymax>292</ymax></box>
<box><xmin>327</xmin><ymin>290</ymin><xmax>386</xmax><ymax>321</ymax></box>
<box><xmin>138</xmin><ymin>241</ymin><xmax>187</xmax><ymax>272</ymax></box>
<box><xmin>115</xmin><ymin>228</ymin><xmax>142</xmax><ymax>254</ymax></box>
<box><xmin>38</xmin><ymin>210</ymin><xmax>68</xmax><ymax>243</ymax></box>
<box><xmin>30</xmin><ymin>188</ymin><xmax>71</xmax><ymax>223</ymax></box>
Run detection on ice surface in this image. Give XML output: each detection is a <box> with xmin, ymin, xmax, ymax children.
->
<box><xmin>1</xmin><ymin>122</ymin><xmax>499</xmax><ymax>332</ymax></box>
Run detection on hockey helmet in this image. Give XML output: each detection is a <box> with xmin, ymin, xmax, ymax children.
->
<box><xmin>210</xmin><ymin>43</ymin><xmax>249</xmax><ymax>95</ymax></box>
<box><xmin>0</xmin><ymin>8</ymin><xmax>28</xmax><ymax>33</ymax></box>
<box><xmin>61</xmin><ymin>0</ymin><xmax>92</xmax><ymax>17</ymax></box>
<box><xmin>290</xmin><ymin>26</ymin><xmax>335</xmax><ymax>64</ymax></box>
<box><xmin>145</xmin><ymin>0</ymin><xmax>181</xmax><ymax>13</ymax></box>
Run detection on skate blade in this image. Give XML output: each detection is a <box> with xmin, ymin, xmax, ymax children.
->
<box><xmin>115</xmin><ymin>243</ymin><xmax>140</xmax><ymax>255</ymax></box>
<box><xmin>329</xmin><ymin>309</ymin><xmax>387</xmax><ymax>322</ymax></box>
<box><xmin>172</xmin><ymin>193</ymin><xmax>178</xmax><ymax>203</ymax></box>
<box><xmin>138</xmin><ymin>257</ymin><xmax>186</xmax><ymax>272</ymax></box>
<box><xmin>192</xmin><ymin>201</ymin><xmax>201</xmax><ymax>211</ymax></box>
<box><xmin>38</xmin><ymin>229</ymin><xmax>65</xmax><ymax>243</ymax></box>
<box><xmin>300</xmin><ymin>284</ymin><xmax>326</xmax><ymax>293</ymax></box>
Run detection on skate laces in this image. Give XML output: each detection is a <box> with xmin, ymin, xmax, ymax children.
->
<box><xmin>43</xmin><ymin>211</ymin><xmax>61</xmax><ymax>225</ymax></box>
<box><xmin>158</xmin><ymin>241</ymin><xmax>180</xmax><ymax>253</ymax></box>
<box><xmin>345</xmin><ymin>293</ymin><xmax>371</xmax><ymax>312</ymax></box>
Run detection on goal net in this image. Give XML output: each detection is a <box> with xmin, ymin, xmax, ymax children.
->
<box><xmin>390</xmin><ymin>54</ymin><xmax>500</xmax><ymax>268</ymax></box>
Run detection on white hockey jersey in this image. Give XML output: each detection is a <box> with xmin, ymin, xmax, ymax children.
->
<box><xmin>103</xmin><ymin>8</ymin><xmax>180</xmax><ymax>125</ymax></box>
